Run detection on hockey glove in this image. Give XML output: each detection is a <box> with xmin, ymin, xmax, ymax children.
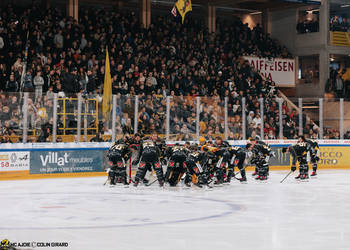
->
<box><xmin>291</xmin><ymin>165</ymin><xmax>296</xmax><ymax>172</ymax></box>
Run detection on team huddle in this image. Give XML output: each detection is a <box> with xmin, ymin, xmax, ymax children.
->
<box><xmin>106</xmin><ymin>133</ymin><xmax>320</xmax><ymax>187</ymax></box>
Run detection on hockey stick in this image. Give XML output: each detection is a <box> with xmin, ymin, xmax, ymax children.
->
<box><xmin>145</xmin><ymin>179</ymin><xmax>158</xmax><ymax>186</ymax></box>
<box><xmin>103</xmin><ymin>178</ymin><xmax>109</xmax><ymax>185</ymax></box>
<box><xmin>103</xmin><ymin>169</ymin><xmax>110</xmax><ymax>185</ymax></box>
<box><xmin>129</xmin><ymin>158</ymin><xmax>132</xmax><ymax>184</ymax></box>
<box><xmin>280</xmin><ymin>171</ymin><xmax>293</xmax><ymax>183</ymax></box>
<box><xmin>232</xmin><ymin>165</ymin><xmax>248</xmax><ymax>180</ymax></box>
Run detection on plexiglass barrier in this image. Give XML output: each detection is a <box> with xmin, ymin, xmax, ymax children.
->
<box><xmin>1</xmin><ymin>93</ymin><xmax>348</xmax><ymax>143</ymax></box>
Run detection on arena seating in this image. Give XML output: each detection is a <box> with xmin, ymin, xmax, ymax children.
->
<box><xmin>0</xmin><ymin>4</ymin><xmax>341</xmax><ymax>142</ymax></box>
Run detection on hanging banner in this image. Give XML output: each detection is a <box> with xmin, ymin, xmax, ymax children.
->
<box><xmin>243</xmin><ymin>56</ymin><xmax>296</xmax><ymax>87</ymax></box>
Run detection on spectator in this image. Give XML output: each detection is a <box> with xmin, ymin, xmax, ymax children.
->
<box><xmin>6</xmin><ymin>73</ymin><xmax>19</xmax><ymax>92</ymax></box>
<box><xmin>54</xmin><ymin>30</ymin><xmax>64</xmax><ymax>49</ymax></box>
<box><xmin>335</xmin><ymin>74</ymin><xmax>344</xmax><ymax>98</ymax></box>
<box><xmin>63</xmin><ymin>67</ymin><xmax>80</xmax><ymax>95</ymax></box>
<box><xmin>23</xmin><ymin>69</ymin><xmax>33</xmax><ymax>92</ymax></box>
<box><xmin>90</xmin><ymin>132</ymin><xmax>104</xmax><ymax>142</ymax></box>
<box><xmin>34</xmin><ymin>71</ymin><xmax>44</xmax><ymax>99</ymax></box>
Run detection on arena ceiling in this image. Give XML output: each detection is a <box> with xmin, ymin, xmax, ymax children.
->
<box><xmin>198</xmin><ymin>0</ymin><xmax>303</xmax><ymax>10</ymax></box>
<box><xmin>160</xmin><ymin>0</ymin><xmax>317</xmax><ymax>11</ymax></box>
<box><xmin>145</xmin><ymin>0</ymin><xmax>317</xmax><ymax>12</ymax></box>
<box><xmin>41</xmin><ymin>0</ymin><xmax>319</xmax><ymax>13</ymax></box>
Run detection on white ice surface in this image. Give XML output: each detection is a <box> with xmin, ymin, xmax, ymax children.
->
<box><xmin>1</xmin><ymin>170</ymin><xmax>350</xmax><ymax>250</ymax></box>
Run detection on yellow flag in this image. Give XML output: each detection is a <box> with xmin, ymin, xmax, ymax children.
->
<box><xmin>102</xmin><ymin>47</ymin><xmax>112</xmax><ymax>120</ymax></box>
<box><xmin>175</xmin><ymin>0</ymin><xmax>192</xmax><ymax>24</ymax></box>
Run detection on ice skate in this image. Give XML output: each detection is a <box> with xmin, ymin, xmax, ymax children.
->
<box><xmin>239</xmin><ymin>177</ymin><xmax>247</xmax><ymax>182</ymax></box>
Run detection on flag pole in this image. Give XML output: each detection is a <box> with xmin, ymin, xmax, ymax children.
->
<box><xmin>20</xmin><ymin>31</ymin><xmax>30</xmax><ymax>93</ymax></box>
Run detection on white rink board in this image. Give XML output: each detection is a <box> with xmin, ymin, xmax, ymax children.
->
<box><xmin>1</xmin><ymin>170</ymin><xmax>350</xmax><ymax>250</ymax></box>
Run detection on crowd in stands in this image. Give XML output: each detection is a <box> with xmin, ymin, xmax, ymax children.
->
<box><xmin>297</xmin><ymin>14</ymin><xmax>350</xmax><ymax>34</ymax></box>
<box><xmin>0</xmin><ymin>3</ymin><xmax>344</xmax><ymax>142</ymax></box>
<box><xmin>330</xmin><ymin>15</ymin><xmax>350</xmax><ymax>32</ymax></box>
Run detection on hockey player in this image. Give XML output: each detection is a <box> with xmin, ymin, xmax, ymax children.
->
<box><xmin>198</xmin><ymin>137</ymin><xmax>218</xmax><ymax>183</ymax></box>
<box><xmin>155</xmin><ymin>135</ymin><xmax>167</xmax><ymax>166</ymax></box>
<box><xmin>107</xmin><ymin>135</ymin><xmax>131</xmax><ymax>185</ymax></box>
<box><xmin>164</xmin><ymin>142</ymin><xmax>190</xmax><ymax>186</ymax></box>
<box><xmin>229</xmin><ymin>146</ymin><xmax>248</xmax><ymax>182</ymax></box>
<box><xmin>282</xmin><ymin>140</ymin><xmax>309</xmax><ymax>180</ymax></box>
<box><xmin>250</xmin><ymin>139</ymin><xmax>270</xmax><ymax>176</ymax></box>
<box><xmin>132</xmin><ymin>136</ymin><xmax>165</xmax><ymax>187</ymax></box>
<box><xmin>213</xmin><ymin>136</ymin><xmax>232</xmax><ymax>184</ymax></box>
<box><xmin>299</xmin><ymin>136</ymin><xmax>319</xmax><ymax>176</ymax></box>
<box><xmin>247</xmin><ymin>140</ymin><xmax>271</xmax><ymax>180</ymax></box>
<box><xmin>204</xmin><ymin>145</ymin><xmax>221</xmax><ymax>184</ymax></box>
<box><xmin>184</xmin><ymin>144</ymin><xmax>207</xmax><ymax>187</ymax></box>
<box><xmin>129</xmin><ymin>133</ymin><xmax>142</xmax><ymax>150</ymax></box>
<box><xmin>199</xmin><ymin>136</ymin><xmax>207</xmax><ymax>148</ymax></box>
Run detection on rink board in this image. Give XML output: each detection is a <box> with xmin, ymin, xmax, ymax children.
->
<box><xmin>0</xmin><ymin>141</ymin><xmax>350</xmax><ymax>180</ymax></box>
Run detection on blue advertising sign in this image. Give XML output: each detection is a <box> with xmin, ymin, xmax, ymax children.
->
<box><xmin>30</xmin><ymin>150</ymin><xmax>104</xmax><ymax>174</ymax></box>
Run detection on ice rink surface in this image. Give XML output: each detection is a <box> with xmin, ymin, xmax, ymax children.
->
<box><xmin>1</xmin><ymin>170</ymin><xmax>350</xmax><ymax>250</ymax></box>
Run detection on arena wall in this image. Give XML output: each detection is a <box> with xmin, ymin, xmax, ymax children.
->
<box><xmin>0</xmin><ymin>140</ymin><xmax>350</xmax><ymax>181</ymax></box>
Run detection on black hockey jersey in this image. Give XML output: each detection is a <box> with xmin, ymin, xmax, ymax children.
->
<box><xmin>289</xmin><ymin>142</ymin><xmax>308</xmax><ymax>165</ymax></box>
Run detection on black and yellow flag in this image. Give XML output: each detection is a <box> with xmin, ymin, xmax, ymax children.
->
<box><xmin>175</xmin><ymin>0</ymin><xmax>192</xmax><ymax>24</ymax></box>
<box><xmin>102</xmin><ymin>47</ymin><xmax>112</xmax><ymax>120</ymax></box>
